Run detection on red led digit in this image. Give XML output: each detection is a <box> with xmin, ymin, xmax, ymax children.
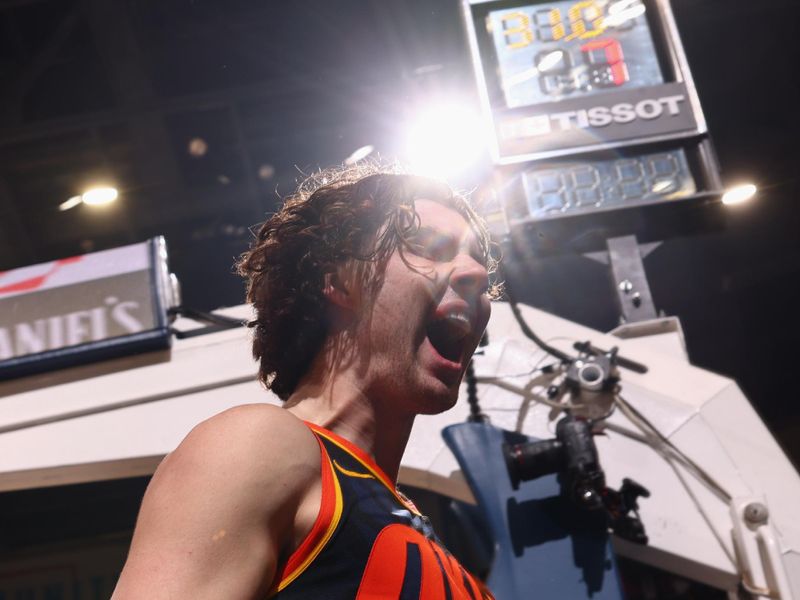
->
<box><xmin>580</xmin><ymin>38</ymin><xmax>628</xmax><ymax>86</ymax></box>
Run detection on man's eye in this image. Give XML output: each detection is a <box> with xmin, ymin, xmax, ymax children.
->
<box><xmin>409</xmin><ymin>232</ymin><xmax>456</xmax><ymax>261</ymax></box>
<box><xmin>426</xmin><ymin>237</ymin><xmax>457</xmax><ymax>261</ymax></box>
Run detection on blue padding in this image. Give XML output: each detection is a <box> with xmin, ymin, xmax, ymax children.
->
<box><xmin>442</xmin><ymin>422</ymin><xmax>623</xmax><ymax>600</ymax></box>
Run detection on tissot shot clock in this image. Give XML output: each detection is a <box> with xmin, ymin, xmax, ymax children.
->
<box><xmin>464</xmin><ymin>0</ymin><xmax>708</xmax><ymax>163</ymax></box>
<box><xmin>464</xmin><ymin>0</ymin><xmax>721</xmax><ymax>226</ymax></box>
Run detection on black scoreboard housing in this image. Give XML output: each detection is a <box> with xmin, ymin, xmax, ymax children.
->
<box><xmin>463</xmin><ymin>0</ymin><xmax>723</xmax><ymax>243</ymax></box>
<box><xmin>465</xmin><ymin>0</ymin><xmax>708</xmax><ymax>162</ymax></box>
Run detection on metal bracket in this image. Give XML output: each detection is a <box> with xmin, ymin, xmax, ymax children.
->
<box><xmin>586</xmin><ymin>235</ymin><xmax>659</xmax><ymax>324</ymax></box>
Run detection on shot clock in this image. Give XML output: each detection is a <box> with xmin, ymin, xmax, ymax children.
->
<box><xmin>463</xmin><ymin>0</ymin><xmax>721</xmax><ymax>227</ymax></box>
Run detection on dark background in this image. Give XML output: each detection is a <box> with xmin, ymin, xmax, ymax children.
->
<box><xmin>0</xmin><ymin>0</ymin><xmax>798</xmax><ymax>468</ymax></box>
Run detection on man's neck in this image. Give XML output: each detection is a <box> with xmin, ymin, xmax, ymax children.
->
<box><xmin>284</xmin><ymin>359</ymin><xmax>415</xmax><ymax>484</ymax></box>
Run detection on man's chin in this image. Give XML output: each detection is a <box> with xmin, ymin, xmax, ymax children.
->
<box><xmin>415</xmin><ymin>379</ymin><xmax>462</xmax><ymax>415</ymax></box>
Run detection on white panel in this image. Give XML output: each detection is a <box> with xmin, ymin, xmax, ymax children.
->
<box><xmin>0</xmin><ymin>380</ymin><xmax>274</xmax><ymax>491</ymax></box>
<box><xmin>0</xmin><ymin>326</ymin><xmax>257</xmax><ymax>432</ymax></box>
<box><xmin>701</xmin><ymin>385</ymin><xmax>800</xmax><ymax>545</ymax></box>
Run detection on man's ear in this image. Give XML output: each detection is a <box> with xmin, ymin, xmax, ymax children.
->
<box><xmin>323</xmin><ymin>270</ymin><xmax>357</xmax><ymax>311</ymax></box>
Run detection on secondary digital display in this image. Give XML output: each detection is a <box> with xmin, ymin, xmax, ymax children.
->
<box><xmin>488</xmin><ymin>0</ymin><xmax>664</xmax><ymax>109</ymax></box>
<box><xmin>520</xmin><ymin>148</ymin><xmax>695</xmax><ymax>219</ymax></box>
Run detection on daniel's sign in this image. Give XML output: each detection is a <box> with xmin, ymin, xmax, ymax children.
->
<box><xmin>0</xmin><ymin>238</ymin><xmax>177</xmax><ymax>380</ymax></box>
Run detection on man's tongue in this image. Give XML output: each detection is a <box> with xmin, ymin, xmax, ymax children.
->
<box><xmin>426</xmin><ymin>319</ymin><xmax>464</xmax><ymax>363</ymax></box>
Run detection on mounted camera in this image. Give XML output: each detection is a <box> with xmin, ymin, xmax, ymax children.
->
<box><xmin>502</xmin><ymin>342</ymin><xmax>650</xmax><ymax>544</ymax></box>
<box><xmin>504</xmin><ymin>416</ymin><xmax>605</xmax><ymax>508</ymax></box>
<box><xmin>503</xmin><ymin>414</ymin><xmax>650</xmax><ymax>544</ymax></box>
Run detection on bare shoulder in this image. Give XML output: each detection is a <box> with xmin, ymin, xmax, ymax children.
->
<box><xmin>189</xmin><ymin>401</ymin><xmax>317</xmax><ymax>450</ymax></box>
<box><xmin>112</xmin><ymin>404</ymin><xmax>320</xmax><ymax>599</ymax></box>
<box><xmin>153</xmin><ymin>403</ymin><xmax>321</xmax><ymax>500</ymax></box>
<box><xmin>178</xmin><ymin>403</ymin><xmax>319</xmax><ymax>468</ymax></box>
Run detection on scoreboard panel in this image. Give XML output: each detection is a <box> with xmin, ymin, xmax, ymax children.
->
<box><xmin>464</xmin><ymin>0</ymin><xmax>707</xmax><ymax>164</ymax></box>
<box><xmin>488</xmin><ymin>0</ymin><xmax>664</xmax><ymax>109</ymax></box>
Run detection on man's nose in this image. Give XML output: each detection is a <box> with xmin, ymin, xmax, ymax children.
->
<box><xmin>451</xmin><ymin>255</ymin><xmax>489</xmax><ymax>297</ymax></box>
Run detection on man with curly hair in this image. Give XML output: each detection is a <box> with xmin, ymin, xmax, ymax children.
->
<box><xmin>113</xmin><ymin>165</ymin><xmax>497</xmax><ymax>599</ymax></box>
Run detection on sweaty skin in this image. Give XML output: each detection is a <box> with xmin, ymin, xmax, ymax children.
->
<box><xmin>112</xmin><ymin>200</ymin><xmax>491</xmax><ymax>599</ymax></box>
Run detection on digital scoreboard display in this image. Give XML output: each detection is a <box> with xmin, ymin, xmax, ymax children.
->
<box><xmin>520</xmin><ymin>147</ymin><xmax>695</xmax><ymax>219</ymax></box>
<box><xmin>488</xmin><ymin>0</ymin><xmax>663</xmax><ymax>109</ymax></box>
<box><xmin>465</xmin><ymin>0</ymin><xmax>706</xmax><ymax>163</ymax></box>
<box><xmin>463</xmin><ymin>0</ymin><xmax>719</xmax><ymax>234</ymax></box>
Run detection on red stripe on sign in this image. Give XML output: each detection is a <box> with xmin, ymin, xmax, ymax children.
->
<box><xmin>0</xmin><ymin>256</ymin><xmax>83</xmax><ymax>295</ymax></box>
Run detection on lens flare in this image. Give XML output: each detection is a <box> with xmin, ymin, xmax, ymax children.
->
<box><xmin>58</xmin><ymin>196</ymin><xmax>83</xmax><ymax>211</ymax></box>
<box><xmin>404</xmin><ymin>103</ymin><xmax>486</xmax><ymax>179</ymax></box>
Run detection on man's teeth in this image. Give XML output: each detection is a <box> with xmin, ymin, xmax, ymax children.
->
<box><xmin>447</xmin><ymin>312</ymin><xmax>469</xmax><ymax>324</ymax></box>
<box><xmin>444</xmin><ymin>312</ymin><xmax>471</xmax><ymax>336</ymax></box>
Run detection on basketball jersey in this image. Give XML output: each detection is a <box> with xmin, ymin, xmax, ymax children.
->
<box><xmin>269</xmin><ymin>422</ymin><xmax>494</xmax><ymax>599</ymax></box>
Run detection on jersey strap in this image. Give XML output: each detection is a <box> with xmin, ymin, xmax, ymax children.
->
<box><xmin>305</xmin><ymin>422</ymin><xmax>422</xmax><ymax>516</ymax></box>
<box><xmin>271</xmin><ymin>431</ymin><xmax>343</xmax><ymax>594</ymax></box>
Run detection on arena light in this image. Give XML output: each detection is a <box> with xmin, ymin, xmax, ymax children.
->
<box><xmin>82</xmin><ymin>186</ymin><xmax>118</xmax><ymax>205</ymax></box>
<box><xmin>187</xmin><ymin>137</ymin><xmax>208</xmax><ymax>157</ymax></box>
<box><xmin>81</xmin><ymin>186</ymin><xmax>118</xmax><ymax>206</ymax></box>
<box><xmin>404</xmin><ymin>102</ymin><xmax>486</xmax><ymax>179</ymax></box>
<box><xmin>722</xmin><ymin>183</ymin><xmax>756</xmax><ymax>205</ymax></box>
<box><xmin>59</xmin><ymin>186</ymin><xmax>119</xmax><ymax>211</ymax></box>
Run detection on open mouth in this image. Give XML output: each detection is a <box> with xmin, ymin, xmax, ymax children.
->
<box><xmin>425</xmin><ymin>313</ymin><xmax>471</xmax><ymax>364</ymax></box>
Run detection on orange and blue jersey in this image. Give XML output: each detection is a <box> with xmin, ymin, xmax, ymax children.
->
<box><xmin>270</xmin><ymin>423</ymin><xmax>494</xmax><ymax>599</ymax></box>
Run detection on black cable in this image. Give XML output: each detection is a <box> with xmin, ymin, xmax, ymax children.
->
<box><xmin>501</xmin><ymin>271</ymin><xmax>573</xmax><ymax>363</ymax></box>
<box><xmin>168</xmin><ymin>306</ymin><xmax>246</xmax><ymax>340</ymax></box>
<box><xmin>465</xmin><ymin>360</ymin><xmax>488</xmax><ymax>423</ymax></box>
<box><xmin>168</xmin><ymin>306</ymin><xmax>246</xmax><ymax>327</ymax></box>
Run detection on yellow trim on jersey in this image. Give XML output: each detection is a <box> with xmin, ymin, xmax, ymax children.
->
<box><xmin>312</xmin><ymin>428</ymin><xmax>422</xmax><ymax>516</ymax></box>
<box><xmin>275</xmin><ymin>453</ymin><xmax>344</xmax><ymax>592</ymax></box>
<box><xmin>333</xmin><ymin>459</ymin><xmax>374</xmax><ymax>479</ymax></box>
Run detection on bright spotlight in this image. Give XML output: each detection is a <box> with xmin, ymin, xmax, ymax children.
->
<box><xmin>59</xmin><ymin>196</ymin><xmax>83</xmax><ymax>212</ymax></box>
<box><xmin>722</xmin><ymin>183</ymin><xmax>756</xmax><ymax>205</ymax></box>
<box><xmin>81</xmin><ymin>186</ymin><xmax>118</xmax><ymax>206</ymax></box>
<box><xmin>404</xmin><ymin>103</ymin><xmax>486</xmax><ymax>179</ymax></box>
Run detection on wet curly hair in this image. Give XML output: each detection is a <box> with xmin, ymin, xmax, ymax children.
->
<box><xmin>236</xmin><ymin>163</ymin><xmax>497</xmax><ymax>400</ymax></box>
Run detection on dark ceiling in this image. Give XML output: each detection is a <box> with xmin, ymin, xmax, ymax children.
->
<box><xmin>1</xmin><ymin>0</ymin><xmax>799</xmax><ymax>460</ymax></box>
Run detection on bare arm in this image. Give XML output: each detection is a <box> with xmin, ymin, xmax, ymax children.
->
<box><xmin>112</xmin><ymin>405</ymin><xmax>320</xmax><ymax>600</ymax></box>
